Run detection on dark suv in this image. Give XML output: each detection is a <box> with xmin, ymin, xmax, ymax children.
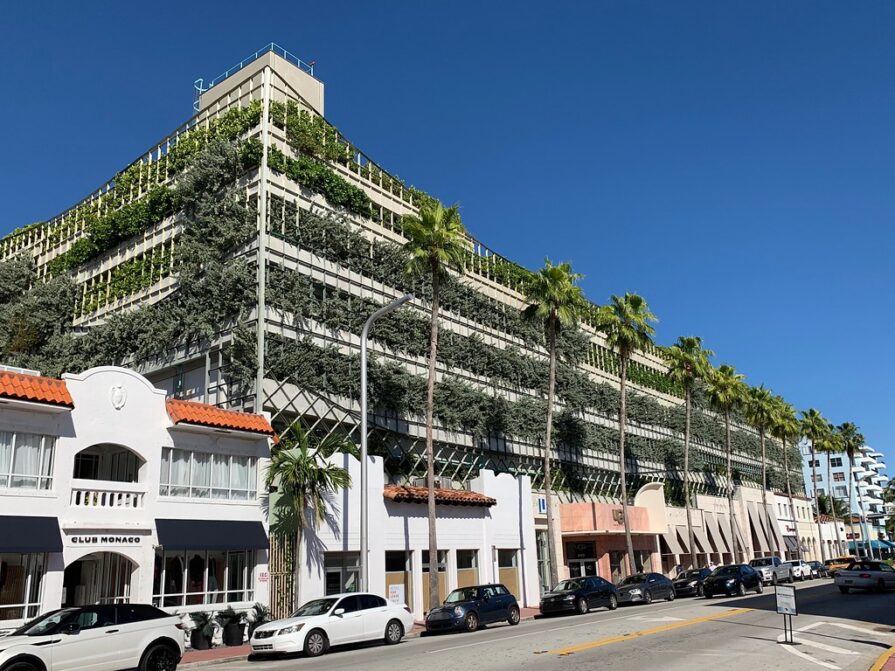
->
<box><xmin>540</xmin><ymin>576</ymin><xmax>619</xmax><ymax>615</ymax></box>
<box><xmin>425</xmin><ymin>584</ymin><xmax>520</xmax><ymax>633</ymax></box>
<box><xmin>703</xmin><ymin>564</ymin><xmax>763</xmax><ymax>597</ymax></box>
<box><xmin>673</xmin><ymin>568</ymin><xmax>712</xmax><ymax>597</ymax></box>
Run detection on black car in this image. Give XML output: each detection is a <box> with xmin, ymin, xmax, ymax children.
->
<box><xmin>425</xmin><ymin>584</ymin><xmax>520</xmax><ymax>633</ymax></box>
<box><xmin>807</xmin><ymin>560</ymin><xmax>828</xmax><ymax>578</ymax></box>
<box><xmin>703</xmin><ymin>564</ymin><xmax>763</xmax><ymax>598</ymax></box>
<box><xmin>673</xmin><ymin>568</ymin><xmax>712</xmax><ymax>597</ymax></box>
<box><xmin>540</xmin><ymin>576</ymin><xmax>619</xmax><ymax>615</ymax></box>
<box><xmin>616</xmin><ymin>572</ymin><xmax>675</xmax><ymax>605</ymax></box>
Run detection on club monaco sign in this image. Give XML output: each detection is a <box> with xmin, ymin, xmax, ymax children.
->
<box><xmin>71</xmin><ymin>535</ymin><xmax>143</xmax><ymax>545</ymax></box>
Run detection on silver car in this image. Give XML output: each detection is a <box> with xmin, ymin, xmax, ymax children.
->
<box><xmin>835</xmin><ymin>561</ymin><xmax>895</xmax><ymax>593</ymax></box>
<box><xmin>748</xmin><ymin>556</ymin><xmax>793</xmax><ymax>585</ymax></box>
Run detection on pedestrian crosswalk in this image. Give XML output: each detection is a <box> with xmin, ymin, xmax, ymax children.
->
<box><xmin>777</xmin><ymin>621</ymin><xmax>895</xmax><ymax>670</ymax></box>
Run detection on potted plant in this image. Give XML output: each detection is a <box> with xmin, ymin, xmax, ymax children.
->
<box><xmin>189</xmin><ymin>612</ymin><xmax>214</xmax><ymax>650</ymax></box>
<box><xmin>247</xmin><ymin>603</ymin><xmax>271</xmax><ymax>637</ymax></box>
<box><xmin>215</xmin><ymin>606</ymin><xmax>246</xmax><ymax>647</ymax></box>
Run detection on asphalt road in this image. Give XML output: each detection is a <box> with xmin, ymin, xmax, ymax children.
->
<box><xmin>218</xmin><ymin>579</ymin><xmax>895</xmax><ymax>671</ymax></box>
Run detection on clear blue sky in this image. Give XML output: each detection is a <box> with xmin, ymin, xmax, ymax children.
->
<box><xmin>2</xmin><ymin>2</ymin><xmax>893</xmax><ymax>462</ymax></box>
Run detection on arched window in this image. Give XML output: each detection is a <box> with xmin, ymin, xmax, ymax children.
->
<box><xmin>73</xmin><ymin>444</ymin><xmax>144</xmax><ymax>483</ymax></box>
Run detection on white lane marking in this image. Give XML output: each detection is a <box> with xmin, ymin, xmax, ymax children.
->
<box><xmin>820</xmin><ymin>622</ymin><xmax>895</xmax><ymax>636</ymax></box>
<box><xmin>427</xmin><ymin>631</ymin><xmax>532</xmax><ymax>653</ymax></box>
<box><xmin>788</xmin><ymin>636</ymin><xmax>859</xmax><ymax>655</ymax></box>
<box><xmin>776</xmin><ymin>633</ymin><xmax>840</xmax><ymax>670</ymax></box>
<box><xmin>627</xmin><ymin>615</ymin><xmax>684</xmax><ymax>622</ymax></box>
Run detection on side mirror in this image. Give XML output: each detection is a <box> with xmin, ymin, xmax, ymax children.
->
<box><xmin>332</xmin><ymin>608</ymin><xmax>345</xmax><ymax>617</ymax></box>
<box><xmin>63</xmin><ymin>623</ymin><xmax>81</xmax><ymax>635</ymax></box>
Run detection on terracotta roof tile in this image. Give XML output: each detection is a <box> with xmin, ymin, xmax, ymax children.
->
<box><xmin>383</xmin><ymin>484</ymin><xmax>496</xmax><ymax>507</ymax></box>
<box><xmin>166</xmin><ymin>398</ymin><xmax>275</xmax><ymax>437</ymax></box>
<box><xmin>0</xmin><ymin>370</ymin><xmax>73</xmax><ymax>408</ymax></box>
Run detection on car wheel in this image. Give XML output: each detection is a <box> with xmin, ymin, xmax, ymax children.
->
<box><xmin>667</xmin><ymin>590</ymin><xmax>675</xmax><ymax>602</ymax></box>
<box><xmin>4</xmin><ymin>662</ymin><xmax>40</xmax><ymax>671</ymax></box>
<box><xmin>384</xmin><ymin>619</ymin><xmax>404</xmax><ymax>645</ymax></box>
<box><xmin>140</xmin><ymin>642</ymin><xmax>179</xmax><ymax>671</ymax></box>
<box><xmin>576</xmin><ymin>597</ymin><xmax>589</xmax><ymax>615</ymax></box>
<box><xmin>644</xmin><ymin>590</ymin><xmax>653</xmax><ymax>605</ymax></box>
<box><xmin>696</xmin><ymin>584</ymin><xmax>703</xmax><ymax>597</ymax></box>
<box><xmin>304</xmin><ymin>629</ymin><xmax>328</xmax><ymax>657</ymax></box>
<box><xmin>507</xmin><ymin>605</ymin><xmax>521</xmax><ymax>625</ymax></box>
<box><xmin>839</xmin><ymin>586</ymin><xmax>850</xmax><ymax>594</ymax></box>
<box><xmin>737</xmin><ymin>582</ymin><xmax>746</xmax><ymax>597</ymax></box>
<box><xmin>464</xmin><ymin>612</ymin><xmax>479</xmax><ymax>632</ymax></box>
<box><xmin>756</xmin><ymin>581</ymin><xmax>764</xmax><ymax>594</ymax></box>
<box><xmin>608</xmin><ymin>594</ymin><xmax>618</xmax><ymax>610</ymax></box>
<box><xmin>704</xmin><ymin>592</ymin><xmax>713</xmax><ymax>599</ymax></box>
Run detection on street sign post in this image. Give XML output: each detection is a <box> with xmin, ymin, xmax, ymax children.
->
<box><xmin>776</xmin><ymin>583</ymin><xmax>797</xmax><ymax>644</ymax></box>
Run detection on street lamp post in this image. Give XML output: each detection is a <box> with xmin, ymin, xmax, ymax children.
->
<box><xmin>359</xmin><ymin>294</ymin><xmax>414</xmax><ymax>592</ymax></box>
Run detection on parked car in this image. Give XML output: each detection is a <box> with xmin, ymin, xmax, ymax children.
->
<box><xmin>748</xmin><ymin>556</ymin><xmax>792</xmax><ymax>585</ymax></box>
<box><xmin>703</xmin><ymin>564</ymin><xmax>764</xmax><ymax>597</ymax></box>
<box><xmin>0</xmin><ymin>604</ymin><xmax>183</xmax><ymax>671</ymax></box>
<box><xmin>824</xmin><ymin>556</ymin><xmax>855</xmax><ymax>578</ymax></box>
<box><xmin>672</xmin><ymin>568</ymin><xmax>712</xmax><ymax>597</ymax></box>
<box><xmin>250</xmin><ymin>593</ymin><xmax>414</xmax><ymax>657</ymax></box>
<box><xmin>425</xmin><ymin>584</ymin><xmax>520</xmax><ymax>633</ymax></box>
<box><xmin>616</xmin><ymin>573</ymin><xmax>675</xmax><ymax>605</ymax></box>
<box><xmin>834</xmin><ymin>561</ymin><xmax>895</xmax><ymax>593</ymax></box>
<box><xmin>540</xmin><ymin>576</ymin><xmax>619</xmax><ymax>615</ymax></box>
<box><xmin>807</xmin><ymin>560</ymin><xmax>828</xmax><ymax>578</ymax></box>
<box><xmin>782</xmin><ymin>560</ymin><xmax>812</xmax><ymax>581</ymax></box>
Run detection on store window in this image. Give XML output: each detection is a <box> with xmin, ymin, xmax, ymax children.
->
<box><xmin>421</xmin><ymin>550</ymin><xmax>448</xmax><ymax>573</ymax></box>
<box><xmin>457</xmin><ymin>550</ymin><xmax>478</xmax><ymax>588</ymax></box>
<box><xmin>0</xmin><ymin>432</ymin><xmax>55</xmax><ymax>491</ymax></box>
<box><xmin>159</xmin><ymin>449</ymin><xmax>256</xmax><ymax>501</ymax></box>
<box><xmin>0</xmin><ymin>553</ymin><xmax>45</xmax><ymax>620</ymax></box>
<box><xmin>152</xmin><ymin>549</ymin><xmax>254</xmax><ymax>607</ymax></box>
<box><xmin>324</xmin><ymin>552</ymin><xmax>359</xmax><ymax>595</ymax></box>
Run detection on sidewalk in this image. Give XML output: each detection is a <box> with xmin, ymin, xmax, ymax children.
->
<box><xmin>180</xmin><ymin>607</ymin><xmax>541</xmax><ymax>667</ymax></box>
<box><xmin>872</xmin><ymin>646</ymin><xmax>895</xmax><ymax>671</ymax></box>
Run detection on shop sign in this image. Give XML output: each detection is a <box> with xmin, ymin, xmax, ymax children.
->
<box><xmin>388</xmin><ymin>584</ymin><xmax>405</xmax><ymax>606</ymax></box>
<box><xmin>537</xmin><ymin>496</ymin><xmax>547</xmax><ymax>515</ymax></box>
<box><xmin>71</xmin><ymin>535</ymin><xmax>142</xmax><ymax>545</ymax></box>
<box><xmin>258</xmin><ymin>571</ymin><xmax>268</xmax><ymax>583</ymax></box>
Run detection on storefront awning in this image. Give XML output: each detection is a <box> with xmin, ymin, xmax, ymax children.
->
<box><xmin>784</xmin><ymin>536</ymin><xmax>799</xmax><ymax>551</ymax></box>
<box><xmin>675</xmin><ymin>525</ymin><xmax>692</xmax><ymax>554</ymax></box>
<box><xmin>747</xmin><ymin>502</ymin><xmax>770</xmax><ymax>553</ymax></box>
<box><xmin>662</xmin><ymin>529</ymin><xmax>684</xmax><ymax>556</ymax></box>
<box><xmin>693</xmin><ymin>524</ymin><xmax>713</xmax><ymax>555</ymax></box>
<box><xmin>156</xmin><ymin>519</ymin><xmax>268</xmax><ymax>550</ymax></box>
<box><xmin>0</xmin><ymin>516</ymin><xmax>62</xmax><ymax>553</ymax></box>
<box><xmin>763</xmin><ymin>504</ymin><xmax>787</xmax><ymax>555</ymax></box>
<box><xmin>704</xmin><ymin>512</ymin><xmax>730</xmax><ymax>554</ymax></box>
<box><xmin>715</xmin><ymin>512</ymin><xmax>736</xmax><ymax>554</ymax></box>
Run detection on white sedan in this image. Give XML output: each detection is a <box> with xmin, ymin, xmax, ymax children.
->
<box><xmin>782</xmin><ymin>560</ymin><xmax>812</xmax><ymax>581</ymax></box>
<box><xmin>835</xmin><ymin>561</ymin><xmax>895</xmax><ymax>593</ymax></box>
<box><xmin>250</xmin><ymin>592</ymin><xmax>415</xmax><ymax>657</ymax></box>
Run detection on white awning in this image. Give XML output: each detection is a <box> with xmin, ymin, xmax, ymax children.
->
<box><xmin>693</xmin><ymin>524</ymin><xmax>713</xmax><ymax>555</ymax></box>
<box><xmin>675</xmin><ymin>525</ymin><xmax>692</xmax><ymax>554</ymax></box>
<box><xmin>704</xmin><ymin>511</ymin><xmax>730</xmax><ymax>554</ymax></box>
<box><xmin>662</xmin><ymin>528</ymin><xmax>684</xmax><ymax>556</ymax></box>
<box><xmin>747</xmin><ymin>502</ymin><xmax>771</xmax><ymax>553</ymax></box>
<box><xmin>715</xmin><ymin>512</ymin><xmax>736</xmax><ymax>555</ymax></box>
<box><xmin>763</xmin><ymin>503</ymin><xmax>786</xmax><ymax>555</ymax></box>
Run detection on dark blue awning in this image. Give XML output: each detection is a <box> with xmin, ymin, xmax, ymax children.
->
<box><xmin>155</xmin><ymin>519</ymin><xmax>268</xmax><ymax>550</ymax></box>
<box><xmin>0</xmin><ymin>516</ymin><xmax>62</xmax><ymax>553</ymax></box>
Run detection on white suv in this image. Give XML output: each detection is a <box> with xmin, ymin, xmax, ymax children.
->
<box><xmin>0</xmin><ymin>604</ymin><xmax>184</xmax><ymax>671</ymax></box>
<box><xmin>749</xmin><ymin>556</ymin><xmax>793</xmax><ymax>585</ymax></box>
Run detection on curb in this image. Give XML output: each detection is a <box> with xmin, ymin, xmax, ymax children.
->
<box><xmin>181</xmin><ymin>614</ymin><xmax>540</xmax><ymax>668</ymax></box>
<box><xmin>869</xmin><ymin>644</ymin><xmax>895</xmax><ymax>671</ymax></box>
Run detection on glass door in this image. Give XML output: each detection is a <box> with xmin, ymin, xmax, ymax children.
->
<box><xmin>568</xmin><ymin>560</ymin><xmax>598</xmax><ymax>578</ymax></box>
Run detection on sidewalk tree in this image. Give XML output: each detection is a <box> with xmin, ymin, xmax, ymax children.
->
<box><xmin>595</xmin><ymin>293</ymin><xmax>657</xmax><ymax>575</ymax></box>
<box><xmin>666</xmin><ymin>336</ymin><xmax>714</xmax><ymax>569</ymax></box>
<box><xmin>403</xmin><ymin>202</ymin><xmax>468</xmax><ymax>610</ymax></box>
<box><xmin>818</xmin><ymin>426</ymin><xmax>845</xmax><ymax>555</ymax></box>
<box><xmin>745</xmin><ymin>385</ymin><xmax>779</xmax><ymax>556</ymax></box>
<box><xmin>523</xmin><ymin>259</ymin><xmax>587</xmax><ymax>588</ymax></box>
<box><xmin>267</xmin><ymin>424</ymin><xmax>359</xmax><ymax>610</ymax></box>
<box><xmin>771</xmin><ymin>397</ymin><xmax>802</xmax><ymax>559</ymax></box>
<box><xmin>836</xmin><ymin>422</ymin><xmax>865</xmax><ymax>556</ymax></box>
<box><xmin>706</xmin><ymin>364</ymin><xmax>746</xmax><ymax>562</ymax></box>
<box><xmin>800</xmin><ymin>408</ymin><xmax>831</xmax><ymax>562</ymax></box>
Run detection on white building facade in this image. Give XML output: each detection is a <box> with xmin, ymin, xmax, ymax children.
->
<box><xmin>0</xmin><ymin>366</ymin><xmax>273</xmax><ymax>632</ymax></box>
<box><xmin>295</xmin><ymin>455</ymin><xmax>539</xmax><ymax>619</ymax></box>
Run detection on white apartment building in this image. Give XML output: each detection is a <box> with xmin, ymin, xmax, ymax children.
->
<box><xmin>0</xmin><ymin>365</ymin><xmax>273</xmax><ymax>632</ymax></box>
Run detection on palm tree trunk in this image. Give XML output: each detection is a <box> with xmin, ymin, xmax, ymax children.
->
<box><xmin>828</xmin><ymin>456</ymin><xmax>843</xmax><ymax>555</ymax></box>
<box><xmin>783</xmin><ymin>437</ymin><xmax>800</xmax><ymax>561</ymax></box>
<box><xmin>426</xmin><ymin>264</ymin><xmax>441</xmax><ymax>611</ymax></box>
<box><xmin>293</xmin><ymin>525</ymin><xmax>303</xmax><ymax>613</ymax></box>
<box><xmin>543</xmin><ymin>313</ymin><xmax>560</xmax><ymax>588</ymax></box>
<box><xmin>811</xmin><ymin>443</ymin><xmax>826</xmax><ymax>562</ymax></box>
<box><xmin>847</xmin><ymin>450</ymin><xmax>856</xmax><ymax>558</ymax></box>
<box><xmin>618</xmin><ymin>356</ymin><xmax>637</xmax><ymax>575</ymax></box>
<box><xmin>683</xmin><ymin>387</ymin><xmax>697</xmax><ymax>569</ymax></box>
<box><xmin>725</xmin><ymin>411</ymin><xmax>740</xmax><ymax>562</ymax></box>
<box><xmin>854</xmin><ymin>472</ymin><xmax>873</xmax><ymax>559</ymax></box>
<box><xmin>760</xmin><ymin>430</ymin><xmax>778</xmax><ymax>557</ymax></box>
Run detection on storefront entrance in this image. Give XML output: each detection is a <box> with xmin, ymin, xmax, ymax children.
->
<box><xmin>63</xmin><ymin>552</ymin><xmax>134</xmax><ymax>607</ymax></box>
<box><xmin>568</xmin><ymin>560</ymin><xmax>598</xmax><ymax>578</ymax></box>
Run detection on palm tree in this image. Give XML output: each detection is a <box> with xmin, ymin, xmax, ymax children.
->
<box><xmin>745</xmin><ymin>385</ymin><xmax>778</xmax><ymax>557</ymax></box>
<box><xmin>837</xmin><ymin>422</ymin><xmax>865</xmax><ymax>558</ymax></box>
<box><xmin>403</xmin><ymin>202</ymin><xmax>468</xmax><ymax>610</ymax></box>
<box><xmin>800</xmin><ymin>408</ymin><xmax>831</xmax><ymax>562</ymax></box>
<box><xmin>665</xmin><ymin>336</ymin><xmax>714</xmax><ymax>569</ymax></box>
<box><xmin>595</xmin><ymin>293</ymin><xmax>657</xmax><ymax>575</ymax></box>
<box><xmin>267</xmin><ymin>424</ymin><xmax>359</xmax><ymax>611</ymax></box>
<box><xmin>818</xmin><ymin>426</ymin><xmax>845</xmax><ymax>555</ymax></box>
<box><xmin>771</xmin><ymin>397</ymin><xmax>802</xmax><ymax>560</ymax></box>
<box><xmin>523</xmin><ymin>260</ymin><xmax>587</xmax><ymax>588</ymax></box>
<box><xmin>705</xmin><ymin>364</ymin><xmax>746</xmax><ymax>562</ymax></box>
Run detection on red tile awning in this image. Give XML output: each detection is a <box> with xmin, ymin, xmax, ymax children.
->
<box><xmin>384</xmin><ymin>484</ymin><xmax>496</xmax><ymax>507</ymax></box>
<box><xmin>166</xmin><ymin>398</ymin><xmax>275</xmax><ymax>437</ymax></box>
<box><xmin>0</xmin><ymin>370</ymin><xmax>73</xmax><ymax>408</ymax></box>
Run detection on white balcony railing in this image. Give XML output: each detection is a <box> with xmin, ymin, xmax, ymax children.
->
<box><xmin>69</xmin><ymin>479</ymin><xmax>146</xmax><ymax>509</ymax></box>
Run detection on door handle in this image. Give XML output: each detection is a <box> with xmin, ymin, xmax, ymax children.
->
<box><xmin>105</xmin><ymin>629</ymin><xmax>119</xmax><ymax>633</ymax></box>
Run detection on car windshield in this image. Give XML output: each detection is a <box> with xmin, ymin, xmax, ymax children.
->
<box><xmin>712</xmin><ymin>566</ymin><xmax>739</xmax><ymax>577</ymax></box>
<box><xmin>678</xmin><ymin>570</ymin><xmax>703</xmax><ymax>580</ymax></box>
<box><xmin>621</xmin><ymin>574</ymin><xmax>647</xmax><ymax>585</ymax></box>
<box><xmin>445</xmin><ymin>588</ymin><xmax>480</xmax><ymax>603</ymax></box>
<box><xmin>11</xmin><ymin>609</ymin><xmax>79</xmax><ymax>636</ymax></box>
<box><xmin>553</xmin><ymin>579</ymin><xmax>583</xmax><ymax>591</ymax></box>
<box><xmin>750</xmin><ymin>558</ymin><xmax>772</xmax><ymax>567</ymax></box>
<box><xmin>292</xmin><ymin>599</ymin><xmax>338</xmax><ymax>617</ymax></box>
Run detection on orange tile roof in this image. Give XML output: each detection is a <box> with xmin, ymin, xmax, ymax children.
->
<box><xmin>383</xmin><ymin>484</ymin><xmax>496</xmax><ymax>507</ymax></box>
<box><xmin>166</xmin><ymin>398</ymin><xmax>275</xmax><ymax>437</ymax></box>
<box><xmin>0</xmin><ymin>370</ymin><xmax>73</xmax><ymax>408</ymax></box>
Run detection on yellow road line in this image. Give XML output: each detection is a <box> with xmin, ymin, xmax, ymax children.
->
<box><xmin>550</xmin><ymin>607</ymin><xmax>753</xmax><ymax>656</ymax></box>
<box><xmin>869</xmin><ymin>644</ymin><xmax>895</xmax><ymax>671</ymax></box>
